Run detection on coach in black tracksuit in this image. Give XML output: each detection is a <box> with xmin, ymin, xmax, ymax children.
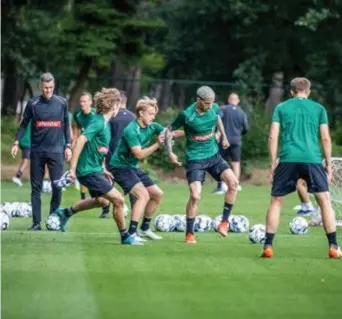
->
<box><xmin>11</xmin><ymin>73</ymin><xmax>72</xmax><ymax>230</ymax></box>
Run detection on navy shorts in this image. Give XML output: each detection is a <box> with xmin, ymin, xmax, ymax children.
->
<box><xmin>77</xmin><ymin>172</ymin><xmax>113</xmax><ymax>198</ymax></box>
<box><xmin>271</xmin><ymin>163</ymin><xmax>329</xmax><ymax>196</ymax></box>
<box><xmin>20</xmin><ymin>146</ymin><xmax>31</xmax><ymax>159</ymax></box>
<box><xmin>110</xmin><ymin>167</ymin><xmax>155</xmax><ymax>194</ymax></box>
<box><xmin>220</xmin><ymin>144</ymin><xmax>241</xmax><ymax>162</ymax></box>
<box><xmin>186</xmin><ymin>153</ymin><xmax>230</xmax><ymax>184</ymax></box>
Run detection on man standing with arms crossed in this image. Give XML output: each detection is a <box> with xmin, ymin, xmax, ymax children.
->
<box><xmin>11</xmin><ymin>73</ymin><xmax>72</xmax><ymax>230</ymax></box>
<box><xmin>214</xmin><ymin>93</ymin><xmax>249</xmax><ymax>194</ymax></box>
<box><xmin>263</xmin><ymin>77</ymin><xmax>341</xmax><ymax>258</ymax></box>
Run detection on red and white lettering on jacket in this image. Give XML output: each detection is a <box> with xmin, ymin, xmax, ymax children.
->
<box><xmin>36</xmin><ymin>121</ymin><xmax>61</xmax><ymax>128</ymax></box>
<box><xmin>192</xmin><ymin>132</ymin><xmax>214</xmax><ymax>141</ymax></box>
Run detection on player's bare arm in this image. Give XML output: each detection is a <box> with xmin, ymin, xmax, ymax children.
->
<box><xmin>320</xmin><ymin>123</ymin><xmax>332</xmax><ymax>183</ymax></box>
<box><xmin>130</xmin><ymin>133</ymin><xmax>164</xmax><ymax>160</ymax></box>
<box><xmin>268</xmin><ymin>122</ymin><xmax>280</xmax><ymax>183</ymax></box>
<box><xmin>216</xmin><ymin>116</ymin><xmax>229</xmax><ymax>149</ymax></box>
<box><xmin>166</xmin><ymin>127</ymin><xmax>182</xmax><ymax>166</ymax></box>
<box><xmin>70</xmin><ymin>135</ymin><xmax>88</xmax><ymax>179</ymax></box>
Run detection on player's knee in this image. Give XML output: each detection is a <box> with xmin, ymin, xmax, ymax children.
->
<box><xmin>190</xmin><ymin>192</ymin><xmax>201</xmax><ymax>202</ymax></box>
<box><xmin>97</xmin><ymin>197</ymin><xmax>110</xmax><ymax>207</ymax></box>
<box><xmin>271</xmin><ymin>196</ymin><xmax>284</xmax><ymax>205</ymax></box>
<box><xmin>153</xmin><ymin>189</ymin><xmax>164</xmax><ymax>202</ymax></box>
<box><xmin>136</xmin><ymin>188</ymin><xmax>150</xmax><ymax>203</ymax></box>
<box><xmin>114</xmin><ymin>194</ymin><xmax>125</xmax><ymax>207</ymax></box>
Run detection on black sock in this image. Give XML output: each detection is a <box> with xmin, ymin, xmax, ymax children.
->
<box><xmin>120</xmin><ymin>229</ymin><xmax>129</xmax><ymax>241</ymax></box>
<box><xmin>65</xmin><ymin>206</ymin><xmax>76</xmax><ymax>218</ymax></box>
<box><xmin>222</xmin><ymin>203</ymin><xmax>233</xmax><ymax>222</ymax></box>
<box><xmin>80</xmin><ymin>192</ymin><xmax>86</xmax><ymax>200</ymax></box>
<box><xmin>264</xmin><ymin>232</ymin><xmax>275</xmax><ymax>247</ymax></box>
<box><xmin>16</xmin><ymin>170</ymin><xmax>23</xmax><ymax>179</ymax></box>
<box><xmin>128</xmin><ymin>220</ymin><xmax>138</xmax><ymax>235</ymax></box>
<box><xmin>186</xmin><ymin>217</ymin><xmax>195</xmax><ymax>235</ymax></box>
<box><xmin>217</xmin><ymin>182</ymin><xmax>222</xmax><ymax>190</ymax></box>
<box><xmin>141</xmin><ymin>217</ymin><xmax>151</xmax><ymax>231</ymax></box>
<box><xmin>102</xmin><ymin>205</ymin><xmax>110</xmax><ymax>214</ymax></box>
<box><xmin>326</xmin><ymin>232</ymin><xmax>338</xmax><ymax>247</ymax></box>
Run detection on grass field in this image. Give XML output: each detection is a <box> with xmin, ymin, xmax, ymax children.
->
<box><xmin>1</xmin><ymin>181</ymin><xmax>341</xmax><ymax>319</ymax></box>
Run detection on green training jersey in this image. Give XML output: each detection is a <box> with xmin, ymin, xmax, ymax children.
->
<box><xmin>272</xmin><ymin>97</ymin><xmax>328</xmax><ymax>164</ymax></box>
<box><xmin>110</xmin><ymin>120</ymin><xmax>164</xmax><ymax>169</ymax></box>
<box><xmin>76</xmin><ymin>114</ymin><xmax>111</xmax><ymax>177</ymax></box>
<box><xmin>73</xmin><ymin>107</ymin><xmax>96</xmax><ymax>130</ymax></box>
<box><xmin>171</xmin><ymin>102</ymin><xmax>220</xmax><ymax>160</ymax></box>
<box><xmin>19</xmin><ymin>120</ymin><xmax>32</xmax><ymax>148</ymax></box>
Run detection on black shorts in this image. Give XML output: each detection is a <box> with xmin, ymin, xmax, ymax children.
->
<box><xmin>77</xmin><ymin>172</ymin><xmax>113</xmax><ymax>198</ymax></box>
<box><xmin>20</xmin><ymin>146</ymin><xmax>31</xmax><ymax>159</ymax></box>
<box><xmin>220</xmin><ymin>144</ymin><xmax>241</xmax><ymax>162</ymax></box>
<box><xmin>110</xmin><ymin>167</ymin><xmax>155</xmax><ymax>194</ymax></box>
<box><xmin>271</xmin><ymin>162</ymin><xmax>329</xmax><ymax>196</ymax></box>
<box><xmin>186</xmin><ymin>153</ymin><xmax>230</xmax><ymax>184</ymax></box>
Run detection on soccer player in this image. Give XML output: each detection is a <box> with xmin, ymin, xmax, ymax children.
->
<box><xmin>12</xmin><ymin>120</ymin><xmax>32</xmax><ymax>187</ymax></box>
<box><xmin>108</xmin><ymin>97</ymin><xmax>166</xmax><ymax>242</ymax></box>
<box><xmin>262</xmin><ymin>77</ymin><xmax>341</xmax><ymax>259</ymax></box>
<box><xmin>11</xmin><ymin>73</ymin><xmax>72</xmax><ymax>231</ymax></box>
<box><xmin>166</xmin><ymin>86</ymin><xmax>239</xmax><ymax>244</ymax></box>
<box><xmin>214</xmin><ymin>93</ymin><xmax>249</xmax><ymax>194</ymax></box>
<box><xmin>56</xmin><ymin>88</ymin><xmax>138</xmax><ymax>245</ymax></box>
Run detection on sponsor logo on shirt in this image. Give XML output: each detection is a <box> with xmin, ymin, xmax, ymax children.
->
<box><xmin>193</xmin><ymin>132</ymin><xmax>214</xmax><ymax>141</ymax></box>
<box><xmin>36</xmin><ymin>121</ymin><xmax>61</xmax><ymax>128</ymax></box>
<box><xmin>98</xmin><ymin>146</ymin><xmax>109</xmax><ymax>154</ymax></box>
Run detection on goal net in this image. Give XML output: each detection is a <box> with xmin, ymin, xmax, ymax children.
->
<box><xmin>310</xmin><ymin>157</ymin><xmax>342</xmax><ymax>227</ymax></box>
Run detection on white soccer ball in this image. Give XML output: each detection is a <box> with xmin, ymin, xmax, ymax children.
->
<box><xmin>123</xmin><ymin>204</ymin><xmax>129</xmax><ymax>218</ymax></box>
<box><xmin>249</xmin><ymin>224</ymin><xmax>266</xmax><ymax>244</ymax></box>
<box><xmin>212</xmin><ymin>215</ymin><xmax>222</xmax><ymax>231</ymax></box>
<box><xmin>46</xmin><ymin>213</ymin><xmax>61</xmax><ymax>231</ymax></box>
<box><xmin>42</xmin><ymin>180</ymin><xmax>52</xmax><ymax>193</ymax></box>
<box><xmin>1</xmin><ymin>211</ymin><xmax>10</xmax><ymax>230</ymax></box>
<box><xmin>195</xmin><ymin>215</ymin><xmax>212</xmax><ymax>232</ymax></box>
<box><xmin>289</xmin><ymin>216</ymin><xmax>308</xmax><ymax>235</ymax></box>
<box><xmin>1</xmin><ymin>202</ymin><xmax>13</xmax><ymax>216</ymax></box>
<box><xmin>174</xmin><ymin>214</ymin><xmax>186</xmax><ymax>232</ymax></box>
<box><xmin>154</xmin><ymin>214</ymin><xmax>173</xmax><ymax>232</ymax></box>
<box><xmin>229</xmin><ymin>215</ymin><xmax>249</xmax><ymax>233</ymax></box>
<box><xmin>22</xmin><ymin>203</ymin><xmax>32</xmax><ymax>217</ymax></box>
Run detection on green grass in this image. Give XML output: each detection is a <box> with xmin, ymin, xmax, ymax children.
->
<box><xmin>1</xmin><ymin>181</ymin><xmax>341</xmax><ymax>319</ymax></box>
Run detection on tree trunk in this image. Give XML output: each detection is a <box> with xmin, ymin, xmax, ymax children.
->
<box><xmin>126</xmin><ymin>67</ymin><xmax>141</xmax><ymax>108</ymax></box>
<box><xmin>68</xmin><ymin>57</ymin><xmax>93</xmax><ymax>110</ymax></box>
<box><xmin>111</xmin><ymin>61</ymin><xmax>125</xmax><ymax>90</ymax></box>
<box><xmin>265</xmin><ymin>72</ymin><xmax>284</xmax><ymax>116</ymax></box>
<box><xmin>1</xmin><ymin>58</ymin><xmax>19</xmax><ymax>116</ymax></box>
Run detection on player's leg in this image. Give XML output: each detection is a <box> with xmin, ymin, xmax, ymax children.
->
<box><xmin>296</xmin><ymin>179</ymin><xmax>315</xmax><ymax>216</ymax></box>
<box><xmin>110</xmin><ymin>167</ymin><xmax>149</xmax><ymax>240</ymax></box>
<box><xmin>12</xmin><ymin>147</ymin><xmax>30</xmax><ymax>187</ymax></box>
<box><xmin>185</xmin><ymin>181</ymin><xmax>202</xmax><ymax>243</ymax></box>
<box><xmin>262</xmin><ymin>163</ymin><xmax>297</xmax><ymax>257</ymax></box>
<box><xmin>213</xmin><ymin>148</ymin><xmax>230</xmax><ymax>194</ymax></box>
<box><xmin>29</xmin><ymin>152</ymin><xmax>46</xmax><ymax>230</ymax></box>
<box><xmin>306</xmin><ymin>163</ymin><xmax>341</xmax><ymax>258</ymax></box>
<box><xmin>207</xmin><ymin>154</ymin><xmax>237</xmax><ymax>236</ymax></box>
<box><xmin>230</xmin><ymin>144</ymin><xmax>242</xmax><ymax>191</ymax></box>
<box><xmin>46</xmin><ymin>153</ymin><xmax>64</xmax><ymax>215</ymax></box>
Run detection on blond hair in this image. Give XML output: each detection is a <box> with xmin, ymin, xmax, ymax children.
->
<box><xmin>135</xmin><ymin>96</ymin><xmax>159</xmax><ymax>117</ymax></box>
<box><xmin>290</xmin><ymin>77</ymin><xmax>311</xmax><ymax>94</ymax></box>
<box><xmin>94</xmin><ymin>88</ymin><xmax>121</xmax><ymax>114</ymax></box>
<box><xmin>80</xmin><ymin>91</ymin><xmax>93</xmax><ymax>101</ymax></box>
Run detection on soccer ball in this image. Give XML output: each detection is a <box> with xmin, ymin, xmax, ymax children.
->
<box><xmin>229</xmin><ymin>215</ymin><xmax>249</xmax><ymax>233</ymax></box>
<box><xmin>212</xmin><ymin>215</ymin><xmax>222</xmax><ymax>231</ymax></box>
<box><xmin>46</xmin><ymin>213</ymin><xmax>61</xmax><ymax>231</ymax></box>
<box><xmin>249</xmin><ymin>224</ymin><xmax>266</xmax><ymax>244</ymax></box>
<box><xmin>173</xmin><ymin>214</ymin><xmax>186</xmax><ymax>232</ymax></box>
<box><xmin>123</xmin><ymin>204</ymin><xmax>129</xmax><ymax>218</ymax></box>
<box><xmin>1</xmin><ymin>211</ymin><xmax>10</xmax><ymax>230</ymax></box>
<box><xmin>42</xmin><ymin>180</ymin><xmax>52</xmax><ymax>193</ymax></box>
<box><xmin>195</xmin><ymin>215</ymin><xmax>212</xmax><ymax>232</ymax></box>
<box><xmin>289</xmin><ymin>216</ymin><xmax>308</xmax><ymax>235</ymax></box>
<box><xmin>154</xmin><ymin>214</ymin><xmax>172</xmax><ymax>232</ymax></box>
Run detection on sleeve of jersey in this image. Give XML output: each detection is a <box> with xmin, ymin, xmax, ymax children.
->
<box><xmin>125</xmin><ymin>128</ymin><xmax>141</xmax><ymax>149</ymax></box>
<box><xmin>15</xmin><ymin>100</ymin><xmax>33</xmax><ymax>141</ymax></box>
<box><xmin>171</xmin><ymin>112</ymin><xmax>185</xmax><ymax>130</ymax></box>
<box><xmin>153</xmin><ymin>122</ymin><xmax>165</xmax><ymax>134</ymax></box>
<box><xmin>272</xmin><ymin>106</ymin><xmax>281</xmax><ymax>123</ymax></box>
<box><xmin>319</xmin><ymin>107</ymin><xmax>328</xmax><ymax>125</ymax></box>
<box><xmin>83</xmin><ymin>118</ymin><xmax>102</xmax><ymax>142</ymax></box>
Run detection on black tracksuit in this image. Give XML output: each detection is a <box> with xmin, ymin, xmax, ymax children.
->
<box><xmin>15</xmin><ymin>95</ymin><xmax>71</xmax><ymax>224</ymax></box>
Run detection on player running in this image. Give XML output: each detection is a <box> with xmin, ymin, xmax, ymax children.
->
<box><xmin>262</xmin><ymin>77</ymin><xmax>341</xmax><ymax>259</ymax></box>
<box><xmin>55</xmin><ymin>88</ymin><xmax>138</xmax><ymax>245</ymax></box>
<box><xmin>108</xmin><ymin>97</ymin><xmax>166</xmax><ymax>243</ymax></box>
<box><xmin>165</xmin><ymin>86</ymin><xmax>239</xmax><ymax>244</ymax></box>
